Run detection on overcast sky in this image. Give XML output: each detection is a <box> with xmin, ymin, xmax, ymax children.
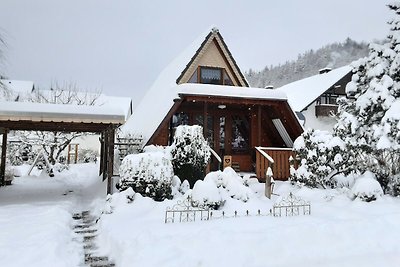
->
<box><xmin>0</xmin><ymin>0</ymin><xmax>390</xmax><ymax>107</ymax></box>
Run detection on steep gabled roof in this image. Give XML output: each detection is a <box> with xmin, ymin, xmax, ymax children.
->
<box><xmin>277</xmin><ymin>65</ymin><xmax>352</xmax><ymax>112</ymax></box>
<box><xmin>122</xmin><ymin>26</ymin><xmax>250</xmax><ymax>143</ymax></box>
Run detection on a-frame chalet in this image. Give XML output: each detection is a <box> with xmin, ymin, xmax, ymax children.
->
<box><xmin>123</xmin><ymin>27</ymin><xmax>303</xmax><ymax>180</ymax></box>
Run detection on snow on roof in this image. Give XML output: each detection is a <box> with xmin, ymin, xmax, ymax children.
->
<box><xmin>23</xmin><ymin>88</ymin><xmax>133</xmax><ymax>120</ymax></box>
<box><xmin>121</xmin><ymin>26</ymin><xmax>220</xmax><ymax>141</ymax></box>
<box><xmin>122</xmin><ymin>26</ymin><xmax>287</xmax><ymax>145</ymax></box>
<box><xmin>277</xmin><ymin>65</ymin><xmax>352</xmax><ymax>112</ymax></box>
<box><xmin>176</xmin><ymin>83</ymin><xmax>287</xmax><ymax>100</ymax></box>
<box><xmin>0</xmin><ymin>101</ymin><xmax>126</xmax><ymax>124</ymax></box>
<box><xmin>96</xmin><ymin>95</ymin><xmax>133</xmax><ymax>120</ymax></box>
<box><xmin>1</xmin><ymin>79</ymin><xmax>34</xmax><ymax>93</ymax></box>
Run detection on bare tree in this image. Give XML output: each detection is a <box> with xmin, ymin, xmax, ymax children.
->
<box><xmin>17</xmin><ymin>82</ymin><xmax>102</xmax><ymax>165</ymax></box>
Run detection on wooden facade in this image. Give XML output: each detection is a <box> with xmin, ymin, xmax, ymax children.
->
<box><xmin>131</xmin><ymin>27</ymin><xmax>304</xmax><ymax>181</ymax></box>
<box><xmin>255</xmin><ymin>147</ymin><xmax>298</xmax><ymax>181</ymax></box>
<box><xmin>149</xmin><ymin>96</ymin><xmax>303</xmax><ymax>174</ymax></box>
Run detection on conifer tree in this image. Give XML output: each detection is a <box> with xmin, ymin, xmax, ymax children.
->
<box><xmin>335</xmin><ymin>2</ymin><xmax>400</xmax><ymax>193</ymax></box>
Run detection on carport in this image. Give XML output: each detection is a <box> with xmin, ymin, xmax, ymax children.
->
<box><xmin>0</xmin><ymin>101</ymin><xmax>126</xmax><ymax>194</ymax></box>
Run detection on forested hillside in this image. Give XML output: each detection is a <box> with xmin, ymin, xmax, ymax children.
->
<box><xmin>245</xmin><ymin>38</ymin><xmax>369</xmax><ymax>88</ymax></box>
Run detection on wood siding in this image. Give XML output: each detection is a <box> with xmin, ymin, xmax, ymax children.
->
<box><xmin>255</xmin><ymin>147</ymin><xmax>297</xmax><ymax>181</ymax></box>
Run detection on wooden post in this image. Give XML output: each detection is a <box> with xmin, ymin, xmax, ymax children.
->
<box><xmin>0</xmin><ymin>129</ymin><xmax>8</xmax><ymax>186</ymax></box>
<box><xmin>257</xmin><ymin>105</ymin><xmax>262</xmax><ymax>145</ymax></box>
<box><xmin>67</xmin><ymin>144</ymin><xmax>71</xmax><ymax>164</ymax></box>
<box><xmin>203</xmin><ymin>102</ymin><xmax>208</xmax><ymax>139</ymax></box>
<box><xmin>106</xmin><ymin>128</ymin><xmax>115</xmax><ymax>195</ymax></box>
<box><xmin>74</xmin><ymin>144</ymin><xmax>78</xmax><ymax>164</ymax></box>
<box><xmin>102</xmin><ymin>130</ymin><xmax>109</xmax><ymax>181</ymax></box>
<box><xmin>99</xmin><ymin>133</ymin><xmax>104</xmax><ymax>176</ymax></box>
<box><xmin>265</xmin><ymin>167</ymin><xmax>273</xmax><ymax>199</ymax></box>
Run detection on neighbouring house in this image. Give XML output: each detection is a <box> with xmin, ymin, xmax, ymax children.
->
<box><xmin>122</xmin><ymin>27</ymin><xmax>304</xmax><ymax>181</ymax></box>
<box><xmin>277</xmin><ymin>66</ymin><xmax>353</xmax><ymax>131</ymax></box>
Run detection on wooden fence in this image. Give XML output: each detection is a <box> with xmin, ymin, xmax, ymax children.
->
<box><xmin>255</xmin><ymin>147</ymin><xmax>297</xmax><ymax>181</ymax></box>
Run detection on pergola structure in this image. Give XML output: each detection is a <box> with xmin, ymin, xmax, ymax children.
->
<box><xmin>0</xmin><ymin>101</ymin><xmax>126</xmax><ymax>194</ymax></box>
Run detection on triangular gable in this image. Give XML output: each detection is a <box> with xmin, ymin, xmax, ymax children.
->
<box><xmin>176</xmin><ymin>28</ymin><xmax>249</xmax><ymax>87</ymax></box>
<box><xmin>122</xmin><ymin>27</ymin><xmax>253</xmax><ymax>145</ymax></box>
<box><xmin>277</xmin><ymin>65</ymin><xmax>352</xmax><ymax>112</ymax></box>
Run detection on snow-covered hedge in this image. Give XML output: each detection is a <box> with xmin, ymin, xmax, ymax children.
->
<box><xmin>291</xmin><ymin>129</ymin><xmax>346</xmax><ymax>188</ymax></box>
<box><xmin>191</xmin><ymin>167</ymin><xmax>253</xmax><ymax>209</ymax></box>
<box><xmin>170</xmin><ymin>125</ymin><xmax>211</xmax><ymax>187</ymax></box>
<box><xmin>351</xmin><ymin>171</ymin><xmax>383</xmax><ymax>202</ymax></box>
<box><xmin>117</xmin><ymin>146</ymin><xmax>174</xmax><ymax>201</ymax></box>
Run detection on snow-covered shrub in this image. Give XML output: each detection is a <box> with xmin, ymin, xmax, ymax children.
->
<box><xmin>52</xmin><ymin>163</ymin><xmax>69</xmax><ymax>173</ymax></box>
<box><xmin>179</xmin><ymin>180</ymin><xmax>190</xmax><ymax>194</ymax></box>
<box><xmin>4</xmin><ymin>165</ymin><xmax>15</xmax><ymax>185</ymax></box>
<box><xmin>351</xmin><ymin>171</ymin><xmax>383</xmax><ymax>202</ymax></box>
<box><xmin>291</xmin><ymin>129</ymin><xmax>346</xmax><ymax>188</ymax></box>
<box><xmin>170</xmin><ymin>125</ymin><xmax>211</xmax><ymax>187</ymax></box>
<box><xmin>78</xmin><ymin>148</ymin><xmax>99</xmax><ymax>163</ymax></box>
<box><xmin>7</xmin><ymin>143</ymin><xmax>35</xmax><ymax>166</ymax></box>
<box><xmin>104</xmin><ymin>187</ymin><xmax>135</xmax><ymax>214</ymax></box>
<box><xmin>192</xmin><ymin>179</ymin><xmax>224</xmax><ymax>209</ymax></box>
<box><xmin>117</xmin><ymin>148</ymin><xmax>174</xmax><ymax>201</ymax></box>
<box><xmin>191</xmin><ymin>167</ymin><xmax>253</xmax><ymax>208</ymax></box>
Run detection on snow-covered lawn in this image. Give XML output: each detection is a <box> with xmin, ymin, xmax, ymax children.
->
<box><xmin>98</xmin><ymin>181</ymin><xmax>400</xmax><ymax>267</ymax></box>
<box><xmin>1</xmin><ymin>164</ymin><xmax>400</xmax><ymax>267</ymax></box>
<box><xmin>0</xmin><ymin>163</ymin><xmax>105</xmax><ymax>267</ymax></box>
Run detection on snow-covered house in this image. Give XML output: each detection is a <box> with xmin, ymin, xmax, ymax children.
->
<box><xmin>277</xmin><ymin>66</ymin><xmax>353</xmax><ymax>131</ymax></box>
<box><xmin>123</xmin><ymin>27</ymin><xmax>303</xmax><ymax>180</ymax></box>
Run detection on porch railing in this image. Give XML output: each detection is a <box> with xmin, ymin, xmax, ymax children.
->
<box><xmin>255</xmin><ymin>147</ymin><xmax>297</xmax><ymax>181</ymax></box>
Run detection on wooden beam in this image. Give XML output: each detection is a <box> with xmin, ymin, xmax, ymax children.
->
<box><xmin>257</xmin><ymin>105</ymin><xmax>262</xmax><ymax>146</ymax></box>
<box><xmin>147</xmin><ymin>99</ymin><xmax>183</xmax><ymax>146</ymax></box>
<box><xmin>0</xmin><ymin>129</ymin><xmax>8</xmax><ymax>186</ymax></box>
<box><xmin>99</xmin><ymin>133</ymin><xmax>104</xmax><ymax>176</ymax></box>
<box><xmin>203</xmin><ymin>102</ymin><xmax>208</xmax><ymax>138</ymax></box>
<box><xmin>102</xmin><ymin>130</ymin><xmax>109</xmax><ymax>181</ymax></box>
<box><xmin>106</xmin><ymin>127</ymin><xmax>115</xmax><ymax>195</ymax></box>
<box><xmin>182</xmin><ymin>95</ymin><xmax>285</xmax><ymax>107</ymax></box>
<box><xmin>0</xmin><ymin>120</ymin><xmax>117</xmax><ymax>133</ymax></box>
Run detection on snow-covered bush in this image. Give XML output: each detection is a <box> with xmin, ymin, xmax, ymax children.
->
<box><xmin>4</xmin><ymin>165</ymin><xmax>15</xmax><ymax>185</ymax></box>
<box><xmin>78</xmin><ymin>148</ymin><xmax>99</xmax><ymax>163</ymax></box>
<box><xmin>351</xmin><ymin>171</ymin><xmax>383</xmax><ymax>202</ymax></box>
<box><xmin>291</xmin><ymin>129</ymin><xmax>346</xmax><ymax>188</ymax></box>
<box><xmin>52</xmin><ymin>163</ymin><xmax>69</xmax><ymax>173</ymax></box>
<box><xmin>117</xmin><ymin>147</ymin><xmax>174</xmax><ymax>201</ymax></box>
<box><xmin>191</xmin><ymin>167</ymin><xmax>253</xmax><ymax>208</ymax></box>
<box><xmin>170</xmin><ymin>125</ymin><xmax>211</xmax><ymax>187</ymax></box>
<box><xmin>104</xmin><ymin>187</ymin><xmax>135</xmax><ymax>214</ymax></box>
<box><xmin>192</xmin><ymin>179</ymin><xmax>223</xmax><ymax>209</ymax></box>
<box><xmin>7</xmin><ymin>143</ymin><xmax>35</xmax><ymax>166</ymax></box>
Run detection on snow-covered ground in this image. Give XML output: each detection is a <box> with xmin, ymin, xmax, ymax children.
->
<box><xmin>98</xmin><ymin>181</ymin><xmax>400</xmax><ymax>267</ymax></box>
<box><xmin>1</xmin><ymin>164</ymin><xmax>400</xmax><ymax>267</ymax></box>
<box><xmin>0</xmin><ymin>163</ymin><xmax>105</xmax><ymax>267</ymax></box>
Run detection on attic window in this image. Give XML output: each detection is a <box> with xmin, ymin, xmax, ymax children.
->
<box><xmin>188</xmin><ymin>66</ymin><xmax>233</xmax><ymax>85</ymax></box>
<box><xmin>200</xmin><ymin>67</ymin><xmax>222</xmax><ymax>84</ymax></box>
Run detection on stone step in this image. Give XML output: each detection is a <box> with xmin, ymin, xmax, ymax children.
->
<box><xmin>74</xmin><ymin>223</ymin><xmax>96</xmax><ymax>229</ymax></box>
<box><xmin>90</xmin><ymin>263</ymin><xmax>115</xmax><ymax>267</ymax></box>
<box><xmin>85</xmin><ymin>255</ymin><xmax>109</xmax><ymax>263</ymax></box>
<box><xmin>75</xmin><ymin>229</ymin><xmax>97</xmax><ymax>234</ymax></box>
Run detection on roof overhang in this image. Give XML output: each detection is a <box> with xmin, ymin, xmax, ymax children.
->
<box><xmin>0</xmin><ymin>101</ymin><xmax>125</xmax><ymax>132</ymax></box>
